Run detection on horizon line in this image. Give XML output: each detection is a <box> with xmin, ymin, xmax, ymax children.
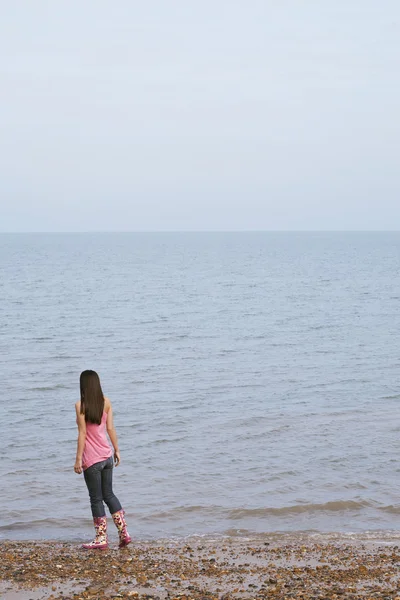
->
<box><xmin>1</xmin><ymin>229</ymin><xmax>400</xmax><ymax>234</ymax></box>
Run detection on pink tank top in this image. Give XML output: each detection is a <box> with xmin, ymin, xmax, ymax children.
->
<box><xmin>82</xmin><ymin>411</ymin><xmax>112</xmax><ymax>470</ymax></box>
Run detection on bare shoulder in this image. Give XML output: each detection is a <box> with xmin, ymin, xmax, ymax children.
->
<box><xmin>104</xmin><ymin>396</ymin><xmax>112</xmax><ymax>412</ymax></box>
<box><xmin>75</xmin><ymin>400</ymin><xmax>81</xmax><ymax>412</ymax></box>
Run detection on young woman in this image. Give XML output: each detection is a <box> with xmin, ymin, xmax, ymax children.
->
<box><xmin>74</xmin><ymin>370</ymin><xmax>131</xmax><ymax>550</ymax></box>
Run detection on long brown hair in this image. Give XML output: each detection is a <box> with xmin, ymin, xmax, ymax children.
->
<box><xmin>80</xmin><ymin>370</ymin><xmax>105</xmax><ymax>425</ymax></box>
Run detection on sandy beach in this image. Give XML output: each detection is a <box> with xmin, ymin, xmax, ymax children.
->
<box><xmin>1</xmin><ymin>535</ymin><xmax>400</xmax><ymax>599</ymax></box>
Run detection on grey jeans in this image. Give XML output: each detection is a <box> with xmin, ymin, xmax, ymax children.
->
<box><xmin>83</xmin><ymin>456</ymin><xmax>122</xmax><ymax>518</ymax></box>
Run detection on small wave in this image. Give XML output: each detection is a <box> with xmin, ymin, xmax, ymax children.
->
<box><xmin>139</xmin><ymin>505</ymin><xmax>223</xmax><ymax>521</ymax></box>
<box><xmin>222</xmin><ymin>529</ymin><xmax>319</xmax><ymax>540</ymax></box>
<box><xmin>138</xmin><ymin>501</ymin><xmax>373</xmax><ymax>523</ymax></box>
<box><xmin>30</xmin><ymin>384</ymin><xmax>69</xmax><ymax>391</ymax></box>
<box><xmin>152</xmin><ymin>436</ymin><xmax>190</xmax><ymax>445</ymax></box>
<box><xmin>3</xmin><ymin>469</ymin><xmax>32</xmax><ymax>477</ymax></box>
<box><xmin>16</xmin><ymin>416</ymin><xmax>42</xmax><ymax>424</ymax></box>
<box><xmin>222</xmin><ymin>529</ymin><xmax>400</xmax><ymax>543</ymax></box>
<box><xmin>157</xmin><ymin>334</ymin><xmax>190</xmax><ymax>342</ymax></box>
<box><xmin>269</xmin><ymin>342</ymin><xmax>298</xmax><ymax>348</ymax></box>
<box><xmin>0</xmin><ymin>517</ymin><xmax>89</xmax><ymax>532</ymax></box>
<box><xmin>234</xmin><ymin>426</ymin><xmax>290</xmax><ymax>441</ymax></box>
<box><xmin>379</xmin><ymin>505</ymin><xmax>400</xmax><ymax>514</ymax></box>
<box><xmin>310</xmin><ymin>530</ymin><xmax>400</xmax><ymax>542</ymax></box>
<box><xmin>343</xmin><ymin>482</ymin><xmax>368</xmax><ymax>490</ymax></box>
<box><xmin>233</xmin><ymin>383</ymin><xmax>266</xmax><ymax>389</ymax></box>
<box><xmin>228</xmin><ymin>501</ymin><xmax>372</xmax><ymax>519</ymax></box>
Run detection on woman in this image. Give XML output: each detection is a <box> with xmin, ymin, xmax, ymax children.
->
<box><xmin>74</xmin><ymin>370</ymin><xmax>131</xmax><ymax>550</ymax></box>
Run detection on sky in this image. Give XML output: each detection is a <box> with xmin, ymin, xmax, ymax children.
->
<box><xmin>1</xmin><ymin>1</ymin><xmax>399</xmax><ymax>232</ymax></box>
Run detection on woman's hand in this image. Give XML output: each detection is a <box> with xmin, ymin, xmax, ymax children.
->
<box><xmin>74</xmin><ymin>459</ymin><xmax>83</xmax><ymax>474</ymax></box>
<box><xmin>114</xmin><ymin>450</ymin><xmax>121</xmax><ymax>467</ymax></box>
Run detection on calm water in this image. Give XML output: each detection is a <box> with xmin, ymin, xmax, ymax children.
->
<box><xmin>1</xmin><ymin>232</ymin><xmax>400</xmax><ymax>542</ymax></box>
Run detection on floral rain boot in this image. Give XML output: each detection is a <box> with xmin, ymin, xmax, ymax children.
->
<box><xmin>82</xmin><ymin>516</ymin><xmax>108</xmax><ymax>550</ymax></box>
<box><xmin>112</xmin><ymin>509</ymin><xmax>132</xmax><ymax>548</ymax></box>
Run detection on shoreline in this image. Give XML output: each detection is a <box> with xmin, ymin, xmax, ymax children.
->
<box><xmin>2</xmin><ymin>535</ymin><xmax>400</xmax><ymax>599</ymax></box>
<box><xmin>3</xmin><ymin>528</ymin><xmax>400</xmax><ymax>543</ymax></box>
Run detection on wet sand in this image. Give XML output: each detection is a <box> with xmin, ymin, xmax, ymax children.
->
<box><xmin>1</xmin><ymin>535</ymin><xmax>400</xmax><ymax>599</ymax></box>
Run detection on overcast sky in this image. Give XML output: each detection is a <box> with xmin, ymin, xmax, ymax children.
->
<box><xmin>1</xmin><ymin>1</ymin><xmax>399</xmax><ymax>231</ymax></box>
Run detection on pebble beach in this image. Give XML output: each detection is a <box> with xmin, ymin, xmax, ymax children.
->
<box><xmin>2</xmin><ymin>535</ymin><xmax>400</xmax><ymax>599</ymax></box>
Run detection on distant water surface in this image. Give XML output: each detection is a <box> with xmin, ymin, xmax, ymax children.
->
<box><xmin>1</xmin><ymin>232</ymin><xmax>400</xmax><ymax>541</ymax></box>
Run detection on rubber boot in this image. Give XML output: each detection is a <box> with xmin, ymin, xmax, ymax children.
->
<box><xmin>82</xmin><ymin>516</ymin><xmax>108</xmax><ymax>550</ymax></box>
<box><xmin>112</xmin><ymin>509</ymin><xmax>132</xmax><ymax>548</ymax></box>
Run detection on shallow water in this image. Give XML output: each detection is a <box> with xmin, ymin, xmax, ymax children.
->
<box><xmin>1</xmin><ymin>232</ymin><xmax>400</xmax><ymax>541</ymax></box>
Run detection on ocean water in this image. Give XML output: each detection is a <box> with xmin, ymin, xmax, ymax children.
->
<box><xmin>1</xmin><ymin>231</ymin><xmax>400</xmax><ymax>542</ymax></box>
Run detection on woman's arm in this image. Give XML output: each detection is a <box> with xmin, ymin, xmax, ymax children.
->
<box><xmin>74</xmin><ymin>402</ymin><xmax>86</xmax><ymax>474</ymax></box>
<box><xmin>106</xmin><ymin>401</ymin><xmax>121</xmax><ymax>466</ymax></box>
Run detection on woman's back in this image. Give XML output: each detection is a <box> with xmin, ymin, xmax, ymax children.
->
<box><xmin>83</xmin><ymin>410</ymin><xmax>112</xmax><ymax>470</ymax></box>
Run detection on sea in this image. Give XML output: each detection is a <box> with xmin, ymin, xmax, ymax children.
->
<box><xmin>1</xmin><ymin>231</ymin><xmax>400</xmax><ymax>543</ymax></box>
